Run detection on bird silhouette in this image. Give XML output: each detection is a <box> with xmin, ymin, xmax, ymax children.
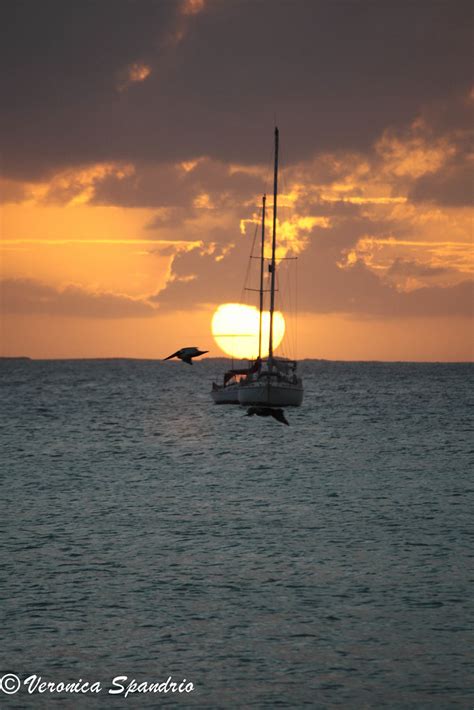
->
<box><xmin>163</xmin><ymin>347</ymin><xmax>208</xmax><ymax>365</ymax></box>
<box><xmin>245</xmin><ymin>406</ymin><xmax>289</xmax><ymax>425</ymax></box>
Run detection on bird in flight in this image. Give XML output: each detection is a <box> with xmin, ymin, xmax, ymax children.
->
<box><xmin>163</xmin><ymin>346</ymin><xmax>208</xmax><ymax>365</ymax></box>
<box><xmin>245</xmin><ymin>406</ymin><xmax>290</xmax><ymax>425</ymax></box>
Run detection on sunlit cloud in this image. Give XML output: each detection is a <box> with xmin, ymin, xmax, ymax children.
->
<box><xmin>165</xmin><ymin>0</ymin><xmax>207</xmax><ymax>47</ymax></box>
<box><xmin>128</xmin><ymin>62</ymin><xmax>152</xmax><ymax>83</ymax></box>
<box><xmin>339</xmin><ymin>237</ymin><xmax>473</xmax><ymax>291</ymax></box>
<box><xmin>24</xmin><ymin>162</ymin><xmax>135</xmax><ymax>206</ymax></box>
<box><xmin>181</xmin><ymin>0</ymin><xmax>206</xmax><ymax>16</ymax></box>
<box><xmin>376</xmin><ymin>130</ymin><xmax>455</xmax><ymax>179</ymax></box>
<box><xmin>321</xmin><ymin>194</ymin><xmax>406</xmax><ymax>205</ymax></box>
<box><xmin>180</xmin><ymin>160</ymin><xmax>200</xmax><ymax>173</ymax></box>
<box><xmin>2</xmin><ymin>85</ymin><xmax>472</xmax><ymax>343</ymax></box>
<box><xmin>193</xmin><ymin>192</ymin><xmax>214</xmax><ymax>209</ymax></box>
<box><xmin>117</xmin><ymin>62</ymin><xmax>152</xmax><ymax>92</ymax></box>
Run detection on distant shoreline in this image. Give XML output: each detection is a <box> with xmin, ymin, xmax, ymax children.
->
<box><xmin>0</xmin><ymin>356</ymin><xmax>31</xmax><ymax>361</ymax></box>
<box><xmin>0</xmin><ymin>356</ymin><xmax>472</xmax><ymax>365</ymax></box>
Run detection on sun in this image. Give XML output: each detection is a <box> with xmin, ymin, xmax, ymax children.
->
<box><xmin>211</xmin><ymin>303</ymin><xmax>285</xmax><ymax>359</ymax></box>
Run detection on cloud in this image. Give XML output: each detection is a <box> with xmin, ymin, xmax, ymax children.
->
<box><xmin>381</xmin><ymin>258</ymin><xmax>455</xmax><ymax>291</ymax></box>
<box><xmin>1</xmin><ymin>1</ymin><xmax>471</xmax><ymax>180</ymax></box>
<box><xmin>0</xmin><ymin>177</ymin><xmax>31</xmax><ymax>204</ymax></box>
<box><xmin>117</xmin><ymin>62</ymin><xmax>152</xmax><ymax>92</ymax></box>
<box><xmin>2</xmin><ymin>4</ymin><xmax>472</xmax><ymax>329</ymax></box>
<box><xmin>151</xmin><ymin>227</ymin><xmax>474</xmax><ymax>318</ymax></box>
<box><xmin>1</xmin><ymin>279</ymin><xmax>158</xmax><ymax>318</ymax></box>
<box><xmin>409</xmin><ymin>154</ymin><xmax>474</xmax><ymax>207</ymax></box>
<box><xmin>296</xmin><ymin>245</ymin><xmax>474</xmax><ymax>318</ymax></box>
<box><xmin>342</xmin><ymin>237</ymin><xmax>473</xmax><ymax>285</ymax></box>
<box><xmin>150</xmin><ymin>241</ymin><xmax>251</xmax><ymax>310</ymax></box>
<box><xmin>90</xmin><ymin>158</ymin><xmax>265</xmax><ymax>210</ymax></box>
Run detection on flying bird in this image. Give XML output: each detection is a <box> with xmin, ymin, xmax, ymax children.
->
<box><xmin>245</xmin><ymin>406</ymin><xmax>290</xmax><ymax>425</ymax></box>
<box><xmin>163</xmin><ymin>347</ymin><xmax>208</xmax><ymax>365</ymax></box>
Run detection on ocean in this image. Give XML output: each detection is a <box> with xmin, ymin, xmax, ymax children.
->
<box><xmin>1</xmin><ymin>359</ymin><xmax>472</xmax><ymax>708</ymax></box>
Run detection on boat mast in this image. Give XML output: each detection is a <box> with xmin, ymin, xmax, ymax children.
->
<box><xmin>258</xmin><ymin>193</ymin><xmax>266</xmax><ymax>360</ymax></box>
<box><xmin>268</xmin><ymin>126</ymin><xmax>279</xmax><ymax>361</ymax></box>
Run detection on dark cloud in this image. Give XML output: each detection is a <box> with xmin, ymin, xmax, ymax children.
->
<box><xmin>381</xmin><ymin>258</ymin><xmax>462</xmax><ymax>291</ymax></box>
<box><xmin>152</xmin><ymin>229</ymin><xmax>473</xmax><ymax>319</ymax></box>
<box><xmin>295</xmin><ymin>238</ymin><xmax>474</xmax><ymax>318</ymax></box>
<box><xmin>0</xmin><ymin>0</ymin><xmax>179</xmax><ymax>179</ymax></box>
<box><xmin>385</xmin><ymin>259</ymin><xmax>452</xmax><ymax>280</ymax></box>
<box><xmin>409</xmin><ymin>155</ymin><xmax>474</xmax><ymax>207</ymax></box>
<box><xmin>0</xmin><ymin>179</ymin><xmax>30</xmax><ymax>204</ymax></box>
<box><xmin>90</xmin><ymin>159</ymin><xmax>265</xmax><ymax>209</ymax></box>
<box><xmin>150</xmin><ymin>240</ymin><xmax>253</xmax><ymax>310</ymax></box>
<box><xmin>145</xmin><ymin>208</ymin><xmax>193</xmax><ymax>230</ymax></box>
<box><xmin>1</xmin><ymin>0</ymin><xmax>471</xmax><ymax>180</ymax></box>
<box><xmin>1</xmin><ymin>279</ymin><xmax>157</xmax><ymax>318</ymax></box>
<box><xmin>392</xmin><ymin>280</ymin><xmax>473</xmax><ymax>318</ymax></box>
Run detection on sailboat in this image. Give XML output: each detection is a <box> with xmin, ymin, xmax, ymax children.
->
<box><xmin>211</xmin><ymin>192</ymin><xmax>267</xmax><ymax>404</ymax></box>
<box><xmin>238</xmin><ymin>127</ymin><xmax>304</xmax><ymax>407</ymax></box>
<box><xmin>211</xmin><ymin>358</ymin><xmax>259</xmax><ymax>404</ymax></box>
<box><xmin>211</xmin><ymin>127</ymin><xmax>304</xmax><ymax>407</ymax></box>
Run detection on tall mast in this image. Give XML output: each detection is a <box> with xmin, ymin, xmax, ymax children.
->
<box><xmin>258</xmin><ymin>193</ymin><xmax>266</xmax><ymax>359</ymax></box>
<box><xmin>268</xmin><ymin>126</ymin><xmax>279</xmax><ymax>360</ymax></box>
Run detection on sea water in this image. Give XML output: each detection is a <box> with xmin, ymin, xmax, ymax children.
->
<box><xmin>0</xmin><ymin>359</ymin><xmax>472</xmax><ymax>708</ymax></box>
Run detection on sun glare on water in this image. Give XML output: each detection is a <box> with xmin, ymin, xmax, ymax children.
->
<box><xmin>211</xmin><ymin>303</ymin><xmax>285</xmax><ymax>359</ymax></box>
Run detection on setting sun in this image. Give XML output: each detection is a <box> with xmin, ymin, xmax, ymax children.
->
<box><xmin>211</xmin><ymin>303</ymin><xmax>285</xmax><ymax>359</ymax></box>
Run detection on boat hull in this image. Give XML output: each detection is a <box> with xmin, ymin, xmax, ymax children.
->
<box><xmin>238</xmin><ymin>381</ymin><xmax>303</xmax><ymax>407</ymax></box>
<box><xmin>211</xmin><ymin>385</ymin><xmax>241</xmax><ymax>404</ymax></box>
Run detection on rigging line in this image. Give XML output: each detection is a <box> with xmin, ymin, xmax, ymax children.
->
<box><xmin>240</xmin><ymin>218</ymin><xmax>259</xmax><ymax>306</ymax></box>
<box><xmin>279</xmin><ymin>150</ymin><xmax>295</xmax><ymax>358</ymax></box>
<box><xmin>286</xmin><ymin>263</ymin><xmax>294</xmax><ymax>359</ymax></box>
<box><xmin>294</xmin><ymin>262</ymin><xmax>297</xmax><ymax>358</ymax></box>
<box><xmin>278</xmin><ymin>273</ymin><xmax>289</xmax><ymax>356</ymax></box>
<box><xmin>280</xmin><ymin>145</ymin><xmax>298</xmax><ymax>360</ymax></box>
<box><xmin>282</xmin><ymin>147</ymin><xmax>299</xmax><ymax>360</ymax></box>
<box><xmin>284</xmin><ymin>262</ymin><xmax>292</xmax><ymax>358</ymax></box>
<box><xmin>295</xmin><ymin>255</ymin><xmax>298</xmax><ymax>360</ymax></box>
<box><xmin>284</xmin><ymin>168</ymin><xmax>299</xmax><ymax>360</ymax></box>
<box><xmin>291</xmin><ymin>261</ymin><xmax>297</xmax><ymax>358</ymax></box>
<box><xmin>286</xmin><ymin>261</ymin><xmax>295</xmax><ymax>356</ymax></box>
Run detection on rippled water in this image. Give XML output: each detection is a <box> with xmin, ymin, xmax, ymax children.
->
<box><xmin>1</xmin><ymin>359</ymin><xmax>472</xmax><ymax>708</ymax></box>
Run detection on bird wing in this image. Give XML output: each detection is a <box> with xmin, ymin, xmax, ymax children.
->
<box><xmin>181</xmin><ymin>355</ymin><xmax>193</xmax><ymax>365</ymax></box>
<box><xmin>272</xmin><ymin>409</ymin><xmax>290</xmax><ymax>425</ymax></box>
<box><xmin>163</xmin><ymin>351</ymin><xmax>180</xmax><ymax>360</ymax></box>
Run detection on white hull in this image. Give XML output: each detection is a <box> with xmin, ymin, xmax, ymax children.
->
<box><xmin>238</xmin><ymin>380</ymin><xmax>303</xmax><ymax>407</ymax></box>
<box><xmin>211</xmin><ymin>385</ymin><xmax>241</xmax><ymax>404</ymax></box>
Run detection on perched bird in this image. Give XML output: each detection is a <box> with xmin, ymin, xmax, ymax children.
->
<box><xmin>163</xmin><ymin>346</ymin><xmax>208</xmax><ymax>365</ymax></box>
<box><xmin>245</xmin><ymin>406</ymin><xmax>290</xmax><ymax>426</ymax></box>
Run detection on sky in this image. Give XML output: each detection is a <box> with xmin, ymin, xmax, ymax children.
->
<box><xmin>1</xmin><ymin>0</ymin><xmax>472</xmax><ymax>360</ymax></box>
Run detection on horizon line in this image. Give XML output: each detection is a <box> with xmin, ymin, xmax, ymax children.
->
<box><xmin>1</xmin><ymin>356</ymin><xmax>472</xmax><ymax>364</ymax></box>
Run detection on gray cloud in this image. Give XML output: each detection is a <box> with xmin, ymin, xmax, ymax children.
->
<box><xmin>1</xmin><ymin>0</ymin><xmax>471</xmax><ymax>180</ymax></box>
<box><xmin>295</xmin><ymin>236</ymin><xmax>474</xmax><ymax>318</ymax></box>
<box><xmin>152</xmin><ymin>229</ymin><xmax>474</xmax><ymax>319</ymax></box>
<box><xmin>1</xmin><ymin>279</ymin><xmax>157</xmax><ymax>318</ymax></box>
<box><xmin>150</xmin><ymin>239</ymin><xmax>250</xmax><ymax>310</ymax></box>
<box><xmin>385</xmin><ymin>259</ymin><xmax>452</xmax><ymax>280</ymax></box>
<box><xmin>409</xmin><ymin>156</ymin><xmax>473</xmax><ymax>207</ymax></box>
<box><xmin>90</xmin><ymin>159</ymin><xmax>265</xmax><ymax>210</ymax></box>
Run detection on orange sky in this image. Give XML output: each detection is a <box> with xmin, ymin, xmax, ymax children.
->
<box><xmin>1</xmin><ymin>131</ymin><xmax>473</xmax><ymax>361</ymax></box>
